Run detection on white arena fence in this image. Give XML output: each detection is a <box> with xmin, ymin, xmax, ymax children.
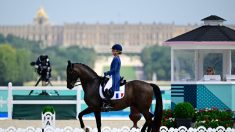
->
<box><xmin>0</xmin><ymin>126</ymin><xmax>234</xmax><ymax>132</ymax></box>
<box><xmin>0</xmin><ymin>82</ymin><xmax>171</xmax><ymax>119</ymax></box>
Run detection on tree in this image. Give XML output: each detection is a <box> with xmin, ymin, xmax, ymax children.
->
<box><xmin>141</xmin><ymin>45</ymin><xmax>171</xmax><ymax>80</ymax></box>
<box><xmin>42</xmin><ymin>46</ymin><xmax>96</xmax><ymax>80</ymax></box>
<box><xmin>5</xmin><ymin>34</ymin><xmax>42</xmax><ymax>54</ymax></box>
<box><xmin>16</xmin><ymin>49</ymin><xmax>34</xmax><ymax>84</ymax></box>
<box><xmin>0</xmin><ymin>34</ymin><xmax>5</xmax><ymax>43</ymax></box>
<box><xmin>0</xmin><ymin>44</ymin><xmax>18</xmax><ymax>85</ymax></box>
<box><xmin>1</xmin><ymin>34</ymin><xmax>97</xmax><ymax>83</ymax></box>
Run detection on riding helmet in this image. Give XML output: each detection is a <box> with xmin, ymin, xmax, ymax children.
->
<box><xmin>112</xmin><ymin>44</ymin><xmax>122</xmax><ymax>52</ymax></box>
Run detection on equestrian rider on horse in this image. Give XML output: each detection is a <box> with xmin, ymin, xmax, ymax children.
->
<box><xmin>103</xmin><ymin>44</ymin><xmax>122</xmax><ymax>110</ymax></box>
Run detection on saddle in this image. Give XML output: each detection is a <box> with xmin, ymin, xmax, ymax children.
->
<box><xmin>100</xmin><ymin>77</ymin><xmax>126</xmax><ymax>88</ymax></box>
<box><xmin>100</xmin><ymin>76</ymin><xmax>126</xmax><ymax>99</ymax></box>
<box><xmin>120</xmin><ymin>77</ymin><xmax>127</xmax><ymax>86</ymax></box>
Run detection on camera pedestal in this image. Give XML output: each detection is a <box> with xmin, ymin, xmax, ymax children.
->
<box><xmin>29</xmin><ymin>77</ymin><xmax>59</xmax><ymax>96</ymax></box>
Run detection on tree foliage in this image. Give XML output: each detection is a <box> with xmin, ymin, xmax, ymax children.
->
<box><xmin>141</xmin><ymin>45</ymin><xmax>171</xmax><ymax>80</ymax></box>
<box><xmin>0</xmin><ymin>44</ymin><xmax>18</xmax><ymax>85</ymax></box>
<box><xmin>16</xmin><ymin>49</ymin><xmax>34</xmax><ymax>84</ymax></box>
<box><xmin>0</xmin><ymin>34</ymin><xmax>96</xmax><ymax>85</ymax></box>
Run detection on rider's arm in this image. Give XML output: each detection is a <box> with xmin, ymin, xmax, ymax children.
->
<box><xmin>105</xmin><ymin>57</ymin><xmax>118</xmax><ymax>76</ymax></box>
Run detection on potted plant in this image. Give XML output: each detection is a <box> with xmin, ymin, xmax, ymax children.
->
<box><xmin>173</xmin><ymin>102</ymin><xmax>195</xmax><ymax>128</ymax></box>
<box><xmin>42</xmin><ymin>105</ymin><xmax>55</xmax><ymax>114</ymax></box>
<box><xmin>42</xmin><ymin>105</ymin><xmax>56</xmax><ymax>129</ymax></box>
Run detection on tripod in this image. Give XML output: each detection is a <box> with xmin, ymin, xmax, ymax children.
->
<box><xmin>29</xmin><ymin>77</ymin><xmax>59</xmax><ymax>96</ymax></box>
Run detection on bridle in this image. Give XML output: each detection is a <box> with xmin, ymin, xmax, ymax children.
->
<box><xmin>73</xmin><ymin>77</ymin><xmax>100</xmax><ymax>87</ymax></box>
<box><xmin>68</xmin><ymin>64</ymin><xmax>100</xmax><ymax>88</ymax></box>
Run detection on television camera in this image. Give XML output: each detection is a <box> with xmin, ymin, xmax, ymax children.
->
<box><xmin>29</xmin><ymin>55</ymin><xmax>59</xmax><ymax>96</ymax></box>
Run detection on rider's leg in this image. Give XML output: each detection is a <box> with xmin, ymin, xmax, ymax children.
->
<box><xmin>102</xmin><ymin>77</ymin><xmax>114</xmax><ymax>111</ymax></box>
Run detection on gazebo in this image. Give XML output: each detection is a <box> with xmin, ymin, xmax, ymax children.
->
<box><xmin>164</xmin><ymin>15</ymin><xmax>235</xmax><ymax>110</ymax></box>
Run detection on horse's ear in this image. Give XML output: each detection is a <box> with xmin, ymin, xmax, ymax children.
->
<box><xmin>68</xmin><ymin>60</ymin><xmax>73</xmax><ymax>69</ymax></box>
<box><xmin>68</xmin><ymin>60</ymin><xmax>71</xmax><ymax>66</ymax></box>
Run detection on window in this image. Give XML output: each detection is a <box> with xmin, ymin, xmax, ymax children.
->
<box><xmin>174</xmin><ymin>50</ymin><xmax>195</xmax><ymax>81</ymax></box>
<box><xmin>203</xmin><ymin>52</ymin><xmax>222</xmax><ymax>76</ymax></box>
<box><xmin>232</xmin><ymin>50</ymin><xmax>235</xmax><ymax>74</ymax></box>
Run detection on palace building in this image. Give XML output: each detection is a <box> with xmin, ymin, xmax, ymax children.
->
<box><xmin>1</xmin><ymin>7</ymin><xmax>234</xmax><ymax>53</ymax></box>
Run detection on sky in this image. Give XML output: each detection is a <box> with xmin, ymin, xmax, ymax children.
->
<box><xmin>0</xmin><ymin>0</ymin><xmax>235</xmax><ymax>25</ymax></box>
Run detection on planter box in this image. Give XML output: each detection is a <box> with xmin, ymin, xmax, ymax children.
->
<box><xmin>176</xmin><ymin>118</ymin><xmax>193</xmax><ymax>128</ymax></box>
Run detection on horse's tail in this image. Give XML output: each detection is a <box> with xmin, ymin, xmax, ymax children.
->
<box><xmin>150</xmin><ymin>83</ymin><xmax>163</xmax><ymax>132</ymax></box>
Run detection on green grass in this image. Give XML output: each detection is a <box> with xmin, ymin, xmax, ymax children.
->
<box><xmin>103</xmin><ymin>66</ymin><xmax>136</xmax><ymax>80</ymax></box>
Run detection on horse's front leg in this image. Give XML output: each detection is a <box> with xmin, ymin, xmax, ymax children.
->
<box><xmin>78</xmin><ymin>107</ymin><xmax>93</xmax><ymax>130</ymax></box>
<box><xmin>94</xmin><ymin>111</ymin><xmax>101</xmax><ymax>132</ymax></box>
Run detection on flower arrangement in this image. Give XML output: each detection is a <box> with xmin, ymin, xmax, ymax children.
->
<box><xmin>162</xmin><ymin>109</ymin><xmax>176</xmax><ymax>128</ymax></box>
<box><xmin>194</xmin><ymin>107</ymin><xmax>233</xmax><ymax>128</ymax></box>
<box><xmin>161</xmin><ymin>106</ymin><xmax>233</xmax><ymax>128</ymax></box>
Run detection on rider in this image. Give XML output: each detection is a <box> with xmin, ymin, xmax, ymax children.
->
<box><xmin>103</xmin><ymin>44</ymin><xmax>122</xmax><ymax>110</ymax></box>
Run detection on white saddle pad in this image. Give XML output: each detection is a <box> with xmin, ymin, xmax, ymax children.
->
<box><xmin>99</xmin><ymin>85</ymin><xmax>125</xmax><ymax>100</ymax></box>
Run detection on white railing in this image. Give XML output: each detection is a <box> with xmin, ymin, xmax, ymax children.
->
<box><xmin>0</xmin><ymin>82</ymin><xmax>82</xmax><ymax>120</ymax></box>
<box><xmin>0</xmin><ymin>82</ymin><xmax>171</xmax><ymax>120</ymax></box>
<box><xmin>0</xmin><ymin>126</ymin><xmax>234</xmax><ymax>132</ymax></box>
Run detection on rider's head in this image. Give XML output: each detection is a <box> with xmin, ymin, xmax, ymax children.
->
<box><xmin>111</xmin><ymin>44</ymin><xmax>122</xmax><ymax>56</ymax></box>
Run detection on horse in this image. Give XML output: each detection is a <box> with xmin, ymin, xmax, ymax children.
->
<box><xmin>66</xmin><ymin>61</ymin><xmax>163</xmax><ymax>132</ymax></box>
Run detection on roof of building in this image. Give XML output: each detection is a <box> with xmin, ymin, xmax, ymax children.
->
<box><xmin>35</xmin><ymin>7</ymin><xmax>49</xmax><ymax>20</ymax></box>
<box><xmin>166</xmin><ymin>25</ymin><xmax>235</xmax><ymax>42</ymax></box>
<box><xmin>201</xmin><ymin>15</ymin><xmax>226</xmax><ymax>21</ymax></box>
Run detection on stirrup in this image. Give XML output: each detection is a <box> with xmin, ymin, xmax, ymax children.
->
<box><xmin>101</xmin><ymin>105</ymin><xmax>113</xmax><ymax>112</ymax></box>
<box><xmin>101</xmin><ymin>102</ymin><xmax>113</xmax><ymax>112</ymax></box>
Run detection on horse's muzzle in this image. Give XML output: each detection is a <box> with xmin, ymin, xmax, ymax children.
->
<box><xmin>67</xmin><ymin>85</ymin><xmax>74</xmax><ymax>90</ymax></box>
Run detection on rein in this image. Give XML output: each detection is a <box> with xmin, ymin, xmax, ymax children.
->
<box><xmin>74</xmin><ymin>81</ymin><xmax>82</xmax><ymax>86</ymax></box>
<box><xmin>74</xmin><ymin>77</ymin><xmax>100</xmax><ymax>87</ymax></box>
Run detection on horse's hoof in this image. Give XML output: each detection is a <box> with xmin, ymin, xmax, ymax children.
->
<box><xmin>83</xmin><ymin>127</ymin><xmax>90</xmax><ymax>132</ymax></box>
<box><xmin>130</xmin><ymin>126</ymin><xmax>139</xmax><ymax>130</ymax></box>
<box><xmin>141</xmin><ymin>128</ymin><xmax>146</xmax><ymax>132</ymax></box>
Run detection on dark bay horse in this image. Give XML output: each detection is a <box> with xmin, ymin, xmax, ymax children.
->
<box><xmin>66</xmin><ymin>61</ymin><xmax>163</xmax><ymax>132</ymax></box>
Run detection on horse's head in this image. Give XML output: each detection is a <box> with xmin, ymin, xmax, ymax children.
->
<box><xmin>66</xmin><ymin>60</ymin><xmax>79</xmax><ymax>89</ymax></box>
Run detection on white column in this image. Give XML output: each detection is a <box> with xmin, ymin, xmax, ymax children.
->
<box><xmin>195</xmin><ymin>50</ymin><xmax>199</xmax><ymax>81</ymax></box>
<box><xmin>8</xmin><ymin>82</ymin><xmax>13</xmax><ymax>119</ymax></box>
<box><xmin>198</xmin><ymin>50</ymin><xmax>204</xmax><ymax>80</ymax></box>
<box><xmin>222</xmin><ymin>50</ymin><xmax>230</xmax><ymax>79</ymax></box>
<box><xmin>228</xmin><ymin>50</ymin><xmax>232</xmax><ymax>75</ymax></box>
<box><xmin>171</xmin><ymin>48</ymin><xmax>174</xmax><ymax>82</ymax></box>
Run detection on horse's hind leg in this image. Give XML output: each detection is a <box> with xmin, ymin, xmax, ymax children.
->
<box><xmin>129</xmin><ymin>106</ymin><xmax>141</xmax><ymax>129</ymax></box>
<box><xmin>141</xmin><ymin>111</ymin><xmax>153</xmax><ymax>132</ymax></box>
<box><xmin>78</xmin><ymin>107</ymin><xmax>93</xmax><ymax>130</ymax></box>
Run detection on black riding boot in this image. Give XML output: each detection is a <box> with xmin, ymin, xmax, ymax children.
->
<box><xmin>102</xmin><ymin>89</ymin><xmax>114</xmax><ymax>111</ymax></box>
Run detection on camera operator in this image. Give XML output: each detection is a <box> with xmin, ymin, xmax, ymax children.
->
<box><xmin>29</xmin><ymin>55</ymin><xmax>57</xmax><ymax>96</ymax></box>
<box><xmin>31</xmin><ymin>55</ymin><xmax>51</xmax><ymax>82</ymax></box>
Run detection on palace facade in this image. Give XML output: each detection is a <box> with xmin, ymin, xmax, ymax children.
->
<box><xmin>1</xmin><ymin>7</ymin><xmax>234</xmax><ymax>53</ymax></box>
